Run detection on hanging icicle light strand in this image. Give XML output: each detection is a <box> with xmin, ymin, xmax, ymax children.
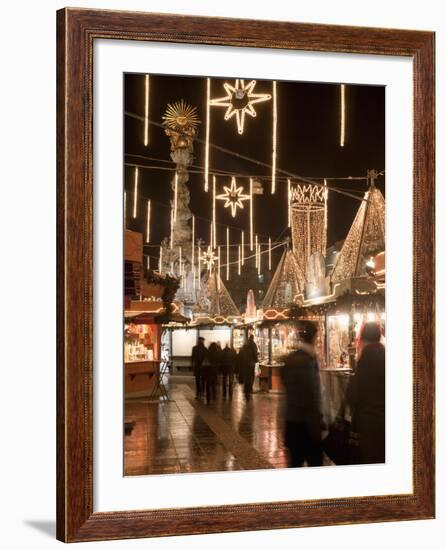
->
<box><xmin>212</xmin><ymin>175</ymin><xmax>217</xmax><ymax>248</ymax></box>
<box><xmin>250</xmin><ymin>178</ymin><xmax>254</xmax><ymax>250</ymax></box>
<box><xmin>269</xmin><ymin>237</ymin><xmax>272</xmax><ymax>270</ymax></box>
<box><xmin>132</xmin><ymin>167</ymin><xmax>139</xmax><ymax>218</ymax></box>
<box><xmin>287</xmin><ymin>178</ymin><xmax>291</xmax><ymax>227</ymax></box>
<box><xmin>159</xmin><ymin>246</ymin><xmax>163</xmax><ymax>274</ymax></box>
<box><xmin>217</xmin><ymin>246</ymin><xmax>221</xmax><ymax>290</ymax></box>
<box><xmin>192</xmin><ymin>215</ymin><xmax>195</xmax><ymax>287</ymax></box>
<box><xmin>323</xmin><ymin>178</ymin><xmax>328</xmax><ymax>255</ymax></box>
<box><xmin>271</xmin><ymin>80</ymin><xmax>277</xmax><ymax>194</ymax></box>
<box><xmin>170</xmin><ymin>208</ymin><xmax>174</xmax><ymax>248</ymax></box>
<box><xmin>174</xmin><ymin>171</ymin><xmax>178</xmax><ymax>221</ymax></box>
<box><xmin>255</xmin><ymin>235</ymin><xmax>258</xmax><ymax>268</ymax></box>
<box><xmin>241</xmin><ymin>230</ymin><xmax>245</xmax><ymax>265</ymax></box>
<box><xmin>238</xmin><ymin>245</ymin><xmax>241</xmax><ymax>275</ymax></box>
<box><xmin>258</xmin><ymin>241</ymin><xmax>261</xmax><ymax>275</ymax></box>
<box><xmin>204</xmin><ymin>78</ymin><xmax>211</xmax><ymax>192</ymax></box>
<box><xmin>146</xmin><ymin>200</ymin><xmax>151</xmax><ymax>243</ymax></box>
<box><xmin>144</xmin><ymin>75</ymin><xmax>149</xmax><ymax>146</ymax></box>
<box><xmin>340</xmin><ymin>84</ymin><xmax>346</xmax><ymax>147</ymax></box>
<box><xmin>226</xmin><ymin>227</ymin><xmax>230</xmax><ymax>281</ymax></box>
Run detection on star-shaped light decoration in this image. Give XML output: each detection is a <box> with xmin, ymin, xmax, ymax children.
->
<box><xmin>217</xmin><ymin>177</ymin><xmax>250</xmax><ymax>218</ymax></box>
<box><xmin>209</xmin><ymin>79</ymin><xmax>271</xmax><ymax>135</ymax></box>
<box><xmin>200</xmin><ymin>247</ymin><xmax>217</xmax><ymax>271</ymax></box>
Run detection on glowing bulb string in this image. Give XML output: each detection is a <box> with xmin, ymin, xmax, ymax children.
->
<box><xmin>143</xmin><ymin>75</ymin><xmax>150</xmax><ymax>147</ymax></box>
<box><xmin>238</xmin><ymin>245</ymin><xmax>241</xmax><ymax>275</ymax></box>
<box><xmin>340</xmin><ymin>84</ymin><xmax>346</xmax><ymax>147</ymax></box>
<box><xmin>217</xmin><ymin>246</ymin><xmax>221</xmax><ymax>290</ymax></box>
<box><xmin>173</xmin><ymin>171</ymin><xmax>178</xmax><ymax>221</ymax></box>
<box><xmin>204</xmin><ymin>78</ymin><xmax>211</xmax><ymax>192</ymax></box>
<box><xmin>241</xmin><ymin>230</ymin><xmax>245</xmax><ymax>265</ymax></box>
<box><xmin>146</xmin><ymin>200</ymin><xmax>151</xmax><ymax>243</ymax></box>
<box><xmin>226</xmin><ymin>226</ymin><xmax>230</xmax><ymax>281</ymax></box>
<box><xmin>258</xmin><ymin>241</ymin><xmax>261</xmax><ymax>275</ymax></box>
<box><xmin>271</xmin><ymin>80</ymin><xmax>277</xmax><ymax>194</ymax></box>
<box><xmin>170</xmin><ymin>208</ymin><xmax>174</xmax><ymax>248</ymax></box>
<box><xmin>255</xmin><ymin>235</ymin><xmax>258</xmax><ymax>268</ymax></box>
<box><xmin>287</xmin><ymin>178</ymin><xmax>291</xmax><ymax>227</ymax></box>
<box><xmin>191</xmin><ymin>215</ymin><xmax>195</xmax><ymax>288</ymax></box>
<box><xmin>268</xmin><ymin>237</ymin><xmax>272</xmax><ymax>270</ymax></box>
<box><xmin>132</xmin><ymin>167</ymin><xmax>139</xmax><ymax>218</ymax></box>
<box><xmin>158</xmin><ymin>246</ymin><xmax>163</xmax><ymax>273</ymax></box>
<box><xmin>212</xmin><ymin>175</ymin><xmax>217</xmax><ymax>248</ymax></box>
<box><xmin>250</xmin><ymin>178</ymin><xmax>254</xmax><ymax>251</ymax></box>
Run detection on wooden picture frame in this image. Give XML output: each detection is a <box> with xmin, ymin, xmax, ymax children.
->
<box><xmin>56</xmin><ymin>7</ymin><xmax>435</xmax><ymax>542</ymax></box>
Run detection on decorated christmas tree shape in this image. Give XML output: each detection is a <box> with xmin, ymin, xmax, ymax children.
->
<box><xmin>262</xmin><ymin>247</ymin><xmax>306</xmax><ymax>310</ymax></box>
<box><xmin>196</xmin><ymin>270</ymin><xmax>240</xmax><ymax>321</ymax></box>
<box><xmin>331</xmin><ymin>184</ymin><xmax>385</xmax><ymax>284</ymax></box>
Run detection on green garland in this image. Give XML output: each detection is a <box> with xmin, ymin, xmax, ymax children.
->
<box><xmin>145</xmin><ymin>269</ymin><xmax>180</xmax><ymax>317</ymax></box>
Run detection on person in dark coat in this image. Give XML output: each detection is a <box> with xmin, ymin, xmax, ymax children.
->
<box><xmin>206</xmin><ymin>342</ymin><xmax>220</xmax><ymax>403</ymax></box>
<box><xmin>191</xmin><ymin>337</ymin><xmax>207</xmax><ymax>399</ymax></box>
<box><xmin>238</xmin><ymin>334</ymin><xmax>258</xmax><ymax>401</ymax></box>
<box><xmin>281</xmin><ymin>320</ymin><xmax>323</xmax><ymax>467</ymax></box>
<box><xmin>348</xmin><ymin>321</ymin><xmax>385</xmax><ymax>464</ymax></box>
<box><xmin>220</xmin><ymin>344</ymin><xmax>237</xmax><ymax>399</ymax></box>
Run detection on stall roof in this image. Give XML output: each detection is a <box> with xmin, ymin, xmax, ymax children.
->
<box><xmin>195</xmin><ymin>270</ymin><xmax>240</xmax><ymax>319</ymax></box>
<box><xmin>331</xmin><ymin>185</ymin><xmax>385</xmax><ymax>284</ymax></box>
<box><xmin>262</xmin><ymin>248</ymin><xmax>305</xmax><ymax>310</ymax></box>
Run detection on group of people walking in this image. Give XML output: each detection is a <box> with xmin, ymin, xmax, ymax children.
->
<box><xmin>281</xmin><ymin>319</ymin><xmax>385</xmax><ymax>467</ymax></box>
<box><xmin>191</xmin><ymin>334</ymin><xmax>259</xmax><ymax>403</ymax></box>
<box><xmin>191</xmin><ymin>319</ymin><xmax>385</xmax><ymax>468</ymax></box>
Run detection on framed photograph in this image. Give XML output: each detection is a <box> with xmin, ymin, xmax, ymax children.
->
<box><xmin>56</xmin><ymin>8</ymin><xmax>435</xmax><ymax>542</ymax></box>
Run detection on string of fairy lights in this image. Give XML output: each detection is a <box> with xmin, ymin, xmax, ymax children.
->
<box><xmin>128</xmin><ymin>75</ymin><xmax>379</xmax><ymax>287</ymax></box>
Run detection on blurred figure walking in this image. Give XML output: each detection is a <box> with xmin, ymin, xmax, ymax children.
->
<box><xmin>348</xmin><ymin>321</ymin><xmax>385</xmax><ymax>464</ymax></box>
<box><xmin>238</xmin><ymin>334</ymin><xmax>259</xmax><ymax>401</ymax></box>
<box><xmin>191</xmin><ymin>337</ymin><xmax>207</xmax><ymax>399</ymax></box>
<box><xmin>221</xmin><ymin>343</ymin><xmax>237</xmax><ymax>399</ymax></box>
<box><xmin>206</xmin><ymin>342</ymin><xmax>220</xmax><ymax>403</ymax></box>
<box><xmin>281</xmin><ymin>321</ymin><xmax>323</xmax><ymax>467</ymax></box>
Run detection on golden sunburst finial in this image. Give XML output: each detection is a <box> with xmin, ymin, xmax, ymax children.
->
<box><xmin>162</xmin><ymin>99</ymin><xmax>200</xmax><ymax>132</ymax></box>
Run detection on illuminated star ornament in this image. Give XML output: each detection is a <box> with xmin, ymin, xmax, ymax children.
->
<box><xmin>200</xmin><ymin>247</ymin><xmax>217</xmax><ymax>270</ymax></box>
<box><xmin>217</xmin><ymin>177</ymin><xmax>250</xmax><ymax>218</ymax></box>
<box><xmin>209</xmin><ymin>79</ymin><xmax>271</xmax><ymax>135</ymax></box>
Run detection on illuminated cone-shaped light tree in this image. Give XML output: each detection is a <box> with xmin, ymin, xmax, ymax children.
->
<box><xmin>262</xmin><ymin>244</ymin><xmax>306</xmax><ymax>320</ymax></box>
<box><xmin>331</xmin><ymin>177</ymin><xmax>385</xmax><ymax>284</ymax></box>
<box><xmin>290</xmin><ymin>182</ymin><xmax>328</xmax><ymax>281</ymax></box>
<box><xmin>195</xmin><ymin>270</ymin><xmax>240</xmax><ymax>324</ymax></box>
<box><xmin>160</xmin><ymin>100</ymin><xmax>200</xmax><ymax>302</ymax></box>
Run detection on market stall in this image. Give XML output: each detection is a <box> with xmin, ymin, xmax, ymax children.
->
<box><xmin>124</xmin><ymin>312</ymin><xmax>162</xmax><ymax>397</ymax></box>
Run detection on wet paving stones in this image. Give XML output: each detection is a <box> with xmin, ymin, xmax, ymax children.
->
<box><xmin>124</xmin><ymin>377</ymin><xmax>325</xmax><ymax>476</ymax></box>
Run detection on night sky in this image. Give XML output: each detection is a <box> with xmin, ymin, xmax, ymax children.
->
<box><xmin>123</xmin><ymin>73</ymin><xmax>384</xmax><ymax>306</ymax></box>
